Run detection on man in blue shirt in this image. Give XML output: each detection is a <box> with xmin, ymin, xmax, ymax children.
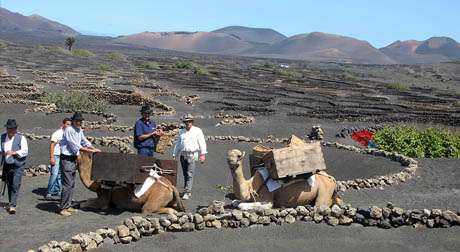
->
<box><xmin>134</xmin><ymin>105</ymin><xmax>163</xmax><ymax>157</ymax></box>
<box><xmin>59</xmin><ymin>112</ymin><xmax>100</xmax><ymax>216</ymax></box>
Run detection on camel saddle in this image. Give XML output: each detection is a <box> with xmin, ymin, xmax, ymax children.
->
<box><xmin>91</xmin><ymin>152</ymin><xmax>177</xmax><ymax>186</ymax></box>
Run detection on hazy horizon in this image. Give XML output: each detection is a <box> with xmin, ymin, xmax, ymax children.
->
<box><xmin>2</xmin><ymin>0</ymin><xmax>459</xmax><ymax>48</ymax></box>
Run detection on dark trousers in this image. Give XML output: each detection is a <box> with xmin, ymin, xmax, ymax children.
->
<box><xmin>137</xmin><ymin>147</ymin><xmax>154</xmax><ymax>157</ymax></box>
<box><xmin>4</xmin><ymin>163</ymin><xmax>25</xmax><ymax>208</ymax></box>
<box><xmin>59</xmin><ymin>155</ymin><xmax>77</xmax><ymax>210</ymax></box>
<box><xmin>180</xmin><ymin>155</ymin><xmax>196</xmax><ymax>193</ymax></box>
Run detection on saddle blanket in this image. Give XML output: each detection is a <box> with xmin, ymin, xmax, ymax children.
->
<box><xmin>134</xmin><ymin>169</ymin><xmax>161</xmax><ymax>198</ymax></box>
<box><xmin>258</xmin><ymin>167</ymin><xmax>315</xmax><ymax>192</ymax></box>
<box><xmin>232</xmin><ymin>200</ymin><xmax>273</xmax><ymax>211</ymax></box>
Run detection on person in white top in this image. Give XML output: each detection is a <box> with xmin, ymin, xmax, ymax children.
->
<box><xmin>45</xmin><ymin>118</ymin><xmax>72</xmax><ymax>200</ymax></box>
<box><xmin>0</xmin><ymin>119</ymin><xmax>28</xmax><ymax>214</ymax></box>
<box><xmin>172</xmin><ymin>114</ymin><xmax>207</xmax><ymax>200</ymax></box>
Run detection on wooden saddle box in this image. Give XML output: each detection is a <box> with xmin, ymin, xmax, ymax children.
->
<box><xmin>262</xmin><ymin>141</ymin><xmax>326</xmax><ymax>179</ymax></box>
<box><xmin>91</xmin><ymin>152</ymin><xmax>177</xmax><ymax>185</ymax></box>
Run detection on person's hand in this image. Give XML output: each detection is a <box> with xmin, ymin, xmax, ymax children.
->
<box><xmin>199</xmin><ymin>154</ymin><xmax>206</xmax><ymax>163</ymax></box>
<box><xmin>153</xmin><ymin>129</ymin><xmax>164</xmax><ymax>136</ymax></box>
<box><xmin>50</xmin><ymin>157</ymin><xmax>56</xmax><ymax>166</ymax></box>
<box><xmin>5</xmin><ymin>150</ymin><xmax>15</xmax><ymax>156</ymax></box>
<box><xmin>92</xmin><ymin>148</ymin><xmax>102</xmax><ymax>153</ymax></box>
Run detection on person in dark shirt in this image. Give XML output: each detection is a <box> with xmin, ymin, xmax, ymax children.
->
<box><xmin>134</xmin><ymin>105</ymin><xmax>163</xmax><ymax>156</ymax></box>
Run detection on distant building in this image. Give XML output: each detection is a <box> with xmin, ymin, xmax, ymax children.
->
<box><xmin>279</xmin><ymin>63</ymin><xmax>290</xmax><ymax>68</ymax></box>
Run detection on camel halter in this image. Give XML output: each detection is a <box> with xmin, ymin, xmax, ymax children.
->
<box><xmin>140</xmin><ymin>163</ymin><xmax>172</xmax><ymax>188</ymax></box>
<box><xmin>238</xmin><ymin>151</ymin><xmax>246</xmax><ymax>161</ymax></box>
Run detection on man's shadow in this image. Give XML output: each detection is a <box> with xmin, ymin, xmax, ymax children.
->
<box><xmin>32</xmin><ymin>187</ymin><xmax>47</xmax><ymax>197</ymax></box>
<box><xmin>35</xmin><ymin>200</ymin><xmax>126</xmax><ymax>215</ymax></box>
<box><xmin>33</xmin><ymin>187</ymin><xmax>125</xmax><ymax>215</ymax></box>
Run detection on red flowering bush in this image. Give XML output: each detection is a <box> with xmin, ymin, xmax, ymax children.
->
<box><xmin>351</xmin><ymin>129</ymin><xmax>375</xmax><ymax>146</ymax></box>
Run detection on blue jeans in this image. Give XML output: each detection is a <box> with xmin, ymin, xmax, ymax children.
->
<box><xmin>137</xmin><ymin>147</ymin><xmax>154</xmax><ymax>157</ymax></box>
<box><xmin>180</xmin><ymin>155</ymin><xmax>196</xmax><ymax>193</ymax></box>
<box><xmin>46</xmin><ymin>155</ymin><xmax>61</xmax><ymax>195</ymax></box>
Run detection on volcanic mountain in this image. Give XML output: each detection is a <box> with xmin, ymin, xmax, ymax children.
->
<box><xmin>257</xmin><ymin>32</ymin><xmax>396</xmax><ymax>64</ymax></box>
<box><xmin>213</xmin><ymin>26</ymin><xmax>286</xmax><ymax>45</ymax></box>
<box><xmin>0</xmin><ymin>7</ymin><xmax>78</xmax><ymax>36</ymax></box>
<box><xmin>1</xmin><ymin>6</ymin><xmax>459</xmax><ymax>64</ymax></box>
<box><xmin>113</xmin><ymin>31</ymin><xmax>254</xmax><ymax>54</ymax></box>
<box><xmin>380</xmin><ymin>40</ymin><xmax>450</xmax><ymax>64</ymax></box>
<box><xmin>415</xmin><ymin>37</ymin><xmax>460</xmax><ymax>59</ymax></box>
<box><xmin>380</xmin><ymin>37</ymin><xmax>460</xmax><ymax>64</ymax></box>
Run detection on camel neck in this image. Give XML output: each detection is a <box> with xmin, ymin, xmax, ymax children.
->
<box><xmin>78</xmin><ymin>153</ymin><xmax>99</xmax><ymax>192</ymax></box>
<box><xmin>231</xmin><ymin>161</ymin><xmax>247</xmax><ymax>195</ymax></box>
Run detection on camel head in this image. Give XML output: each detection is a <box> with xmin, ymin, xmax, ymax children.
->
<box><xmin>227</xmin><ymin>149</ymin><xmax>245</xmax><ymax>171</ymax></box>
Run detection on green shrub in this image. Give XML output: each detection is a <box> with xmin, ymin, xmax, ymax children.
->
<box><xmin>139</xmin><ymin>61</ymin><xmax>160</xmax><ymax>70</ymax></box>
<box><xmin>384</xmin><ymin>83</ymin><xmax>409</xmax><ymax>91</ymax></box>
<box><xmin>374</xmin><ymin>126</ymin><xmax>460</xmax><ymax>158</ymax></box>
<box><xmin>342</xmin><ymin>73</ymin><xmax>360</xmax><ymax>82</ymax></box>
<box><xmin>273</xmin><ymin>68</ymin><xmax>303</xmax><ymax>79</ymax></box>
<box><xmin>193</xmin><ymin>64</ymin><xmax>209</xmax><ymax>75</ymax></box>
<box><xmin>175</xmin><ymin>60</ymin><xmax>194</xmax><ymax>69</ymax></box>
<box><xmin>106</xmin><ymin>52</ymin><xmax>125</xmax><ymax>61</ymax></box>
<box><xmin>40</xmin><ymin>92</ymin><xmax>109</xmax><ymax>112</ymax></box>
<box><xmin>263</xmin><ymin>62</ymin><xmax>273</xmax><ymax>68</ymax></box>
<box><xmin>0</xmin><ymin>40</ymin><xmax>7</xmax><ymax>50</ymax></box>
<box><xmin>97</xmin><ymin>63</ymin><xmax>112</xmax><ymax>72</ymax></box>
<box><xmin>72</xmin><ymin>49</ymin><xmax>95</xmax><ymax>57</ymax></box>
<box><xmin>47</xmin><ymin>47</ymin><xmax>70</xmax><ymax>56</ymax></box>
<box><xmin>175</xmin><ymin>60</ymin><xmax>209</xmax><ymax>75</ymax></box>
<box><xmin>215</xmin><ymin>184</ymin><xmax>233</xmax><ymax>193</ymax></box>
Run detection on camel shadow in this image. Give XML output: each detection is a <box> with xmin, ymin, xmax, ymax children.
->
<box><xmin>80</xmin><ymin>205</ymin><xmax>125</xmax><ymax>216</ymax></box>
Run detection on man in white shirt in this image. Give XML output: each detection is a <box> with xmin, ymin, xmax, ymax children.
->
<box><xmin>45</xmin><ymin>118</ymin><xmax>71</xmax><ymax>200</ymax></box>
<box><xmin>0</xmin><ymin>119</ymin><xmax>28</xmax><ymax>214</ymax></box>
<box><xmin>172</xmin><ymin>114</ymin><xmax>207</xmax><ymax>200</ymax></box>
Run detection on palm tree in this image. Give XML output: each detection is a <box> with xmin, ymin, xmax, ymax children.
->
<box><xmin>65</xmin><ymin>37</ymin><xmax>76</xmax><ymax>51</ymax></box>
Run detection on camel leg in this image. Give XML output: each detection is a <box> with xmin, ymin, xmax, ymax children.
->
<box><xmin>142</xmin><ymin>199</ymin><xmax>177</xmax><ymax>215</ymax></box>
<box><xmin>150</xmin><ymin>207</ymin><xmax>178</xmax><ymax>215</ymax></box>
<box><xmin>313</xmin><ymin>177</ymin><xmax>334</xmax><ymax>207</ymax></box>
<box><xmin>141</xmin><ymin>186</ymin><xmax>176</xmax><ymax>214</ymax></box>
<box><xmin>96</xmin><ymin>189</ymin><xmax>112</xmax><ymax>210</ymax></box>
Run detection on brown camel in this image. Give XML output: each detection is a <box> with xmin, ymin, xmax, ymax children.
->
<box><xmin>227</xmin><ymin>149</ymin><xmax>342</xmax><ymax>208</ymax></box>
<box><xmin>77</xmin><ymin>152</ymin><xmax>185</xmax><ymax>214</ymax></box>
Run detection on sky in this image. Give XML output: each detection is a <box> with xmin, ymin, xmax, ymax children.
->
<box><xmin>2</xmin><ymin>0</ymin><xmax>459</xmax><ymax>48</ymax></box>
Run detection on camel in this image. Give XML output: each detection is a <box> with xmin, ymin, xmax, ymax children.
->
<box><xmin>227</xmin><ymin>149</ymin><xmax>342</xmax><ymax>208</ymax></box>
<box><xmin>77</xmin><ymin>152</ymin><xmax>185</xmax><ymax>214</ymax></box>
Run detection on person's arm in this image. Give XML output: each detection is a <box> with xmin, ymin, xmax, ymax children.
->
<box><xmin>49</xmin><ymin>131</ymin><xmax>59</xmax><ymax>165</ymax></box>
<box><xmin>152</xmin><ymin>122</ymin><xmax>163</xmax><ymax>136</ymax></box>
<box><xmin>172</xmin><ymin>132</ymin><xmax>182</xmax><ymax>159</ymax></box>
<box><xmin>135</xmin><ymin>121</ymin><xmax>155</xmax><ymax>141</ymax></box>
<box><xmin>197</xmin><ymin>129</ymin><xmax>207</xmax><ymax>162</ymax></box>
<box><xmin>50</xmin><ymin>141</ymin><xmax>56</xmax><ymax>165</ymax></box>
<box><xmin>138</xmin><ymin>132</ymin><xmax>155</xmax><ymax>141</ymax></box>
<box><xmin>80</xmin><ymin>132</ymin><xmax>100</xmax><ymax>153</ymax></box>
